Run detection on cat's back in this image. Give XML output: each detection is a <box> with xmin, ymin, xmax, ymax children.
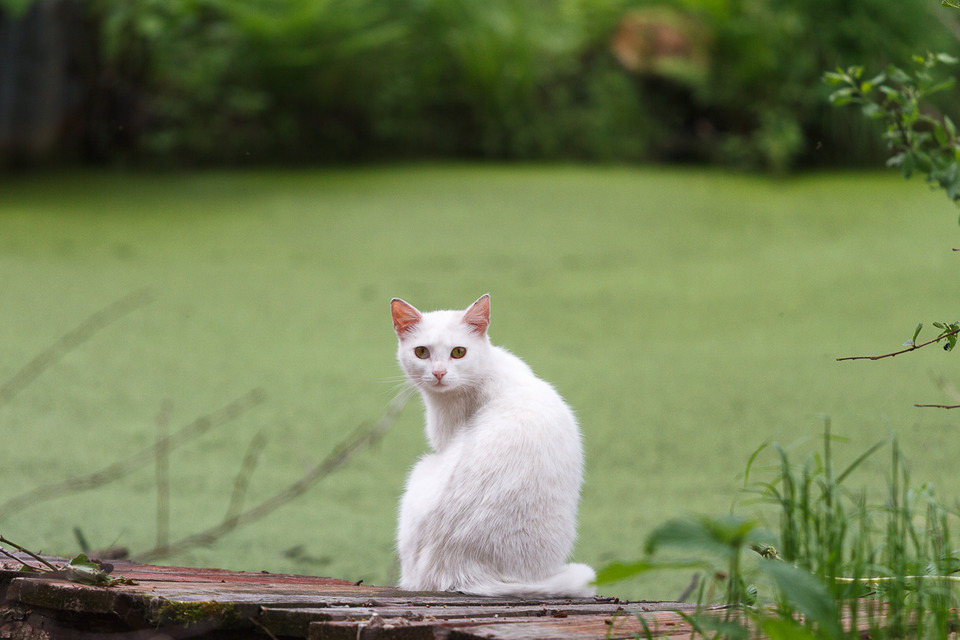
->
<box><xmin>477</xmin><ymin>345</ymin><xmax>579</xmax><ymax>437</ymax></box>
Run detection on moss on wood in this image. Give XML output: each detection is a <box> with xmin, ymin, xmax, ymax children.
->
<box><xmin>150</xmin><ymin>600</ymin><xmax>238</xmax><ymax>627</ymax></box>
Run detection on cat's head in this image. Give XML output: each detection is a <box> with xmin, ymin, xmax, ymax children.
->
<box><xmin>390</xmin><ymin>294</ymin><xmax>491</xmax><ymax>395</ymax></box>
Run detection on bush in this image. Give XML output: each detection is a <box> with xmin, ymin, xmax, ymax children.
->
<box><xmin>667</xmin><ymin>0</ymin><xmax>960</xmax><ymax>170</ymax></box>
<box><xmin>3</xmin><ymin>0</ymin><xmax>958</xmax><ymax>168</ymax></box>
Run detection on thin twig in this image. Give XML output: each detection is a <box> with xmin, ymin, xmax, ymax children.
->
<box><xmin>914</xmin><ymin>374</ymin><xmax>960</xmax><ymax>408</ymax></box>
<box><xmin>224</xmin><ymin>430</ymin><xmax>269</xmax><ymax>523</ymax></box>
<box><xmin>132</xmin><ymin>395</ymin><xmax>407</xmax><ymax>564</ymax></box>
<box><xmin>0</xmin><ymin>545</ymin><xmax>26</xmax><ymax>566</ymax></box>
<box><xmin>0</xmin><ymin>388</ymin><xmax>266</xmax><ymax>521</ymax></box>
<box><xmin>0</xmin><ymin>535</ymin><xmax>58</xmax><ymax>571</ymax></box>
<box><xmin>837</xmin><ymin>327</ymin><xmax>960</xmax><ymax>361</ymax></box>
<box><xmin>0</xmin><ymin>288</ymin><xmax>154</xmax><ymax>410</ymax></box>
<box><xmin>155</xmin><ymin>399</ymin><xmax>174</xmax><ymax>549</ymax></box>
<box><xmin>247</xmin><ymin>616</ymin><xmax>280</xmax><ymax>640</ymax></box>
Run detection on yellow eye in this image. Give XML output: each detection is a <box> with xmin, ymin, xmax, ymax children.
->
<box><xmin>451</xmin><ymin>347</ymin><xmax>466</xmax><ymax>359</ymax></box>
<box><xmin>414</xmin><ymin>346</ymin><xmax>430</xmax><ymax>359</ymax></box>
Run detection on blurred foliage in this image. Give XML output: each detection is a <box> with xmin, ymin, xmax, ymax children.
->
<box><xmin>2</xmin><ymin>0</ymin><xmax>959</xmax><ymax>169</ymax></box>
<box><xmin>826</xmin><ymin>53</ymin><xmax>960</xmax><ymax>204</ymax></box>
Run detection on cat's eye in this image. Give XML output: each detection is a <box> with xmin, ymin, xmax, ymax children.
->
<box><xmin>414</xmin><ymin>346</ymin><xmax>430</xmax><ymax>359</ymax></box>
<box><xmin>451</xmin><ymin>347</ymin><xmax>467</xmax><ymax>359</ymax></box>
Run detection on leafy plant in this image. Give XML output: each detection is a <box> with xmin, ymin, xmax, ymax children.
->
<box><xmin>824</xmin><ymin>53</ymin><xmax>960</xmax><ymax>202</ymax></box>
<box><xmin>597</xmin><ymin>423</ymin><xmax>960</xmax><ymax>639</ymax></box>
<box><xmin>825</xmin><ymin>45</ymin><xmax>960</xmax><ymax>407</ymax></box>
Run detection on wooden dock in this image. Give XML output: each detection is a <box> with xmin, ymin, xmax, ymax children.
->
<box><xmin>0</xmin><ymin>555</ymin><xmax>706</xmax><ymax>639</ymax></box>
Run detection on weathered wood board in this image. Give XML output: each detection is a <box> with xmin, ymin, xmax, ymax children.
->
<box><xmin>0</xmin><ymin>555</ymin><xmax>706</xmax><ymax>639</ymax></box>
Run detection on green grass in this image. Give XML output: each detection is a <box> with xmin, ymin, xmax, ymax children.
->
<box><xmin>599</xmin><ymin>423</ymin><xmax>960</xmax><ymax>638</ymax></box>
<box><xmin>1</xmin><ymin>165</ymin><xmax>958</xmax><ymax>601</ymax></box>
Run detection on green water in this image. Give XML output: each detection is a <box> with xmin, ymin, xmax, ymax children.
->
<box><xmin>1</xmin><ymin>166</ymin><xmax>956</xmax><ymax>600</ymax></box>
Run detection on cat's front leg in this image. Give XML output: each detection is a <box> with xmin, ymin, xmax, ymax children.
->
<box><xmin>397</xmin><ymin>452</ymin><xmax>449</xmax><ymax>588</ymax></box>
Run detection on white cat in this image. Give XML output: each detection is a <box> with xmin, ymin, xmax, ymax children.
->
<box><xmin>390</xmin><ymin>294</ymin><xmax>595</xmax><ymax>598</ymax></box>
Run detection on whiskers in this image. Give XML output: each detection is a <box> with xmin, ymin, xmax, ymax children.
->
<box><xmin>450</xmin><ymin>374</ymin><xmax>484</xmax><ymax>394</ymax></box>
<box><xmin>378</xmin><ymin>371</ymin><xmax>484</xmax><ymax>400</ymax></box>
<box><xmin>378</xmin><ymin>375</ymin><xmax>418</xmax><ymax>402</ymax></box>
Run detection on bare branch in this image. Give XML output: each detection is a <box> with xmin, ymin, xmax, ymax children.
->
<box><xmin>837</xmin><ymin>327</ymin><xmax>960</xmax><ymax>361</ymax></box>
<box><xmin>223</xmin><ymin>430</ymin><xmax>270</xmax><ymax>523</ymax></box>
<box><xmin>914</xmin><ymin>403</ymin><xmax>960</xmax><ymax>409</ymax></box>
<box><xmin>132</xmin><ymin>395</ymin><xmax>407</xmax><ymax>564</ymax></box>
<box><xmin>0</xmin><ymin>535</ymin><xmax>58</xmax><ymax>571</ymax></box>
<box><xmin>0</xmin><ymin>388</ymin><xmax>266</xmax><ymax>521</ymax></box>
<box><xmin>0</xmin><ymin>545</ymin><xmax>29</xmax><ymax>568</ymax></box>
<box><xmin>0</xmin><ymin>288</ymin><xmax>154</xmax><ymax>410</ymax></box>
<box><xmin>155</xmin><ymin>399</ymin><xmax>174</xmax><ymax>550</ymax></box>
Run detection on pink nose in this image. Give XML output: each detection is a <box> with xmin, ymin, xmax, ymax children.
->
<box><xmin>433</xmin><ymin>370</ymin><xmax>446</xmax><ymax>381</ymax></box>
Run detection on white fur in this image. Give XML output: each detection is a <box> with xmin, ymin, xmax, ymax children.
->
<box><xmin>391</xmin><ymin>295</ymin><xmax>595</xmax><ymax>598</ymax></box>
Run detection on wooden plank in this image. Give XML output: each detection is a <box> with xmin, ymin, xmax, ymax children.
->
<box><xmin>105</xmin><ymin>559</ymin><xmax>361</xmax><ymax>587</ymax></box>
<box><xmin>308</xmin><ymin>610</ymin><xmax>698</xmax><ymax>640</ymax></box>
<box><xmin>258</xmin><ymin>598</ymin><xmax>665</xmax><ymax>636</ymax></box>
<box><xmin>267</xmin><ymin>601</ymin><xmax>700</xmax><ymax>621</ymax></box>
<box><xmin>449</xmin><ymin>611</ymin><xmax>696</xmax><ymax>639</ymax></box>
<box><xmin>7</xmin><ymin>577</ymin><xmax>118</xmax><ymax>614</ymax></box>
<box><xmin>2</xmin><ymin>555</ymin><xmax>717</xmax><ymax>640</ymax></box>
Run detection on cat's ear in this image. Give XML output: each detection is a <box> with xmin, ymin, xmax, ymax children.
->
<box><xmin>391</xmin><ymin>298</ymin><xmax>422</xmax><ymax>336</ymax></box>
<box><xmin>463</xmin><ymin>294</ymin><xmax>490</xmax><ymax>336</ymax></box>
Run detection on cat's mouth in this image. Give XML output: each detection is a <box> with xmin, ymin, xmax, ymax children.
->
<box><xmin>425</xmin><ymin>377</ymin><xmax>453</xmax><ymax>391</ymax></box>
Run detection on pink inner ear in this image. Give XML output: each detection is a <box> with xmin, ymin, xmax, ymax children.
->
<box><xmin>463</xmin><ymin>294</ymin><xmax>490</xmax><ymax>335</ymax></box>
<box><xmin>391</xmin><ymin>299</ymin><xmax>422</xmax><ymax>336</ymax></box>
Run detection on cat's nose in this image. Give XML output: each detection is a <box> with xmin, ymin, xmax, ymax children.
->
<box><xmin>433</xmin><ymin>369</ymin><xmax>446</xmax><ymax>381</ymax></box>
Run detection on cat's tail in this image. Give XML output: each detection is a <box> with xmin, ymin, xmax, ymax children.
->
<box><xmin>467</xmin><ymin>563</ymin><xmax>597</xmax><ymax>599</ymax></box>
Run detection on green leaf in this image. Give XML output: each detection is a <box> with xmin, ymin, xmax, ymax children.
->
<box><xmin>861</xmin><ymin>103</ymin><xmax>882</xmax><ymax>118</ymax></box>
<box><xmin>69</xmin><ymin>553</ymin><xmax>97</xmax><ymax>569</ymax></box>
<box><xmin>911</xmin><ymin>323</ymin><xmax>923</xmax><ymax>346</ymax></box>
<box><xmin>63</xmin><ymin>563</ymin><xmax>108</xmax><ymax>585</ymax></box>
<box><xmin>879</xmin><ymin>86</ymin><xmax>903</xmax><ymax>104</ymax></box>
<box><xmin>935</xmin><ymin>123</ymin><xmax>949</xmax><ymax>147</ymax></box>
<box><xmin>693</xmin><ymin>617</ymin><xmax>750</xmax><ymax>640</ymax></box>
<box><xmin>743</xmin><ymin>441</ymin><xmax>770</xmax><ymax>486</ymax></box>
<box><xmin>821</xmin><ymin>71</ymin><xmax>847</xmax><ymax>86</ymax></box>
<box><xmin>761</xmin><ymin>563</ymin><xmax>840</xmax><ymax>635</ymax></box>
<box><xmin>593</xmin><ymin>559</ymin><xmax>703</xmax><ymax>584</ymax></box>
<box><xmin>828</xmin><ymin>87</ymin><xmax>855</xmax><ymax>105</ymax></box>
<box><xmin>887</xmin><ymin>66</ymin><xmax>911</xmax><ymax>83</ymax></box>
<box><xmin>929</xmin><ymin>78</ymin><xmax>957</xmax><ymax>96</ymax></box>
<box><xmin>593</xmin><ymin>561</ymin><xmax>657</xmax><ymax>584</ymax></box>
<box><xmin>645</xmin><ymin>515</ymin><xmax>764</xmax><ymax>557</ymax></box>
<box><xmin>836</xmin><ymin>439</ymin><xmax>887</xmax><ymax>483</ymax></box>
<box><xmin>62</xmin><ymin>553</ymin><xmax>122</xmax><ymax>586</ymax></box>
<box><xmin>937</xmin><ymin>52</ymin><xmax>959</xmax><ymax>64</ymax></box>
<box><xmin>761</xmin><ymin>617</ymin><xmax>820</xmax><ymax>640</ymax></box>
